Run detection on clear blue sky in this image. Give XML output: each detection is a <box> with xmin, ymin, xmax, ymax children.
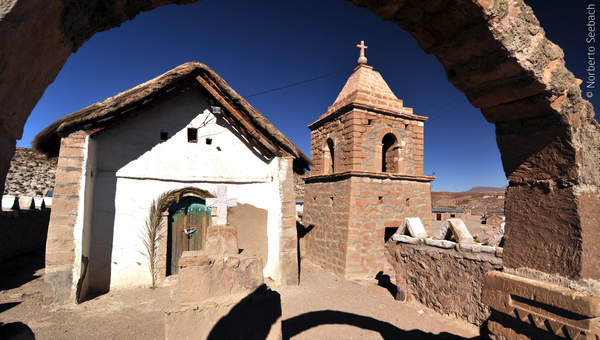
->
<box><xmin>19</xmin><ymin>0</ymin><xmax>598</xmax><ymax>192</ymax></box>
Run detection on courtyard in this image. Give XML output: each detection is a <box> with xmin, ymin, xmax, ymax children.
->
<box><xmin>0</xmin><ymin>251</ymin><xmax>478</xmax><ymax>339</ymax></box>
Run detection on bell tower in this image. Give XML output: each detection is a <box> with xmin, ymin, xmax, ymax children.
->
<box><xmin>303</xmin><ymin>41</ymin><xmax>435</xmax><ymax>278</ymax></box>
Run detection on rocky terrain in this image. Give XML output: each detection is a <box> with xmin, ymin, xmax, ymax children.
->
<box><xmin>432</xmin><ymin>188</ymin><xmax>505</xmax><ymax>216</ymax></box>
<box><xmin>3</xmin><ymin>148</ymin><xmax>57</xmax><ymax>197</ymax></box>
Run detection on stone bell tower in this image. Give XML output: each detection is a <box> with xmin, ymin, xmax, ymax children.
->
<box><xmin>303</xmin><ymin>41</ymin><xmax>435</xmax><ymax>279</ymax></box>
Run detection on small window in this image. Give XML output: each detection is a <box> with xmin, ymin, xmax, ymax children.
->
<box><xmin>206</xmin><ymin>138</ymin><xmax>212</xmax><ymax>145</ymax></box>
<box><xmin>450</xmin><ymin>214</ymin><xmax>456</xmax><ymax>218</ymax></box>
<box><xmin>382</xmin><ymin>133</ymin><xmax>398</xmax><ymax>173</ymax></box>
<box><xmin>436</xmin><ymin>213</ymin><xmax>442</xmax><ymax>221</ymax></box>
<box><xmin>160</xmin><ymin>131</ymin><xmax>168</xmax><ymax>141</ymax></box>
<box><xmin>187</xmin><ymin>128</ymin><xmax>198</xmax><ymax>143</ymax></box>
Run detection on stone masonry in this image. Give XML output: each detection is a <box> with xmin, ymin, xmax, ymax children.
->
<box><xmin>4</xmin><ymin>148</ymin><xmax>57</xmax><ymax>197</ymax></box>
<box><xmin>303</xmin><ymin>44</ymin><xmax>434</xmax><ymax>279</ymax></box>
<box><xmin>45</xmin><ymin>131</ymin><xmax>88</xmax><ymax>303</ymax></box>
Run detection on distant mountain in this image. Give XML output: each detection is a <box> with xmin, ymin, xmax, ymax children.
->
<box><xmin>465</xmin><ymin>186</ymin><xmax>506</xmax><ymax>194</ymax></box>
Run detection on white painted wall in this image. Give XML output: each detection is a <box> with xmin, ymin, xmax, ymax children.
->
<box><xmin>81</xmin><ymin>90</ymin><xmax>283</xmax><ymax>291</ymax></box>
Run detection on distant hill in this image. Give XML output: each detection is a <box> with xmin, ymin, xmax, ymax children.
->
<box><xmin>431</xmin><ymin>187</ymin><xmax>505</xmax><ymax>216</ymax></box>
<box><xmin>465</xmin><ymin>186</ymin><xmax>506</xmax><ymax>194</ymax></box>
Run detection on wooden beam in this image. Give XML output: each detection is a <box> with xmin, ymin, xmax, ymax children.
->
<box><xmin>195</xmin><ymin>75</ymin><xmax>280</xmax><ymax>156</ymax></box>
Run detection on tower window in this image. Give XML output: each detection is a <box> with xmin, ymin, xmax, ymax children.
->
<box><xmin>382</xmin><ymin>133</ymin><xmax>399</xmax><ymax>173</ymax></box>
<box><xmin>324</xmin><ymin>138</ymin><xmax>335</xmax><ymax>174</ymax></box>
<box><xmin>206</xmin><ymin>138</ymin><xmax>212</xmax><ymax>145</ymax></box>
<box><xmin>187</xmin><ymin>128</ymin><xmax>198</xmax><ymax>143</ymax></box>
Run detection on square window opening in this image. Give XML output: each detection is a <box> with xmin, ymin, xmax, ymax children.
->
<box><xmin>187</xmin><ymin>128</ymin><xmax>198</xmax><ymax>143</ymax></box>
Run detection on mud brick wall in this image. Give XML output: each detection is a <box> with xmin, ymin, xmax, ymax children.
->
<box><xmin>347</xmin><ymin>177</ymin><xmax>433</xmax><ymax>277</ymax></box>
<box><xmin>303</xmin><ymin>175</ymin><xmax>433</xmax><ymax>279</ymax></box>
<box><xmin>386</xmin><ymin>241</ymin><xmax>502</xmax><ymax>325</ymax></box>
<box><xmin>0</xmin><ymin>209</ymin><xmax>50</xmax><ymax>262</ymax></box>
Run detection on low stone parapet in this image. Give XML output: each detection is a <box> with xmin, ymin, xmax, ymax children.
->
<box><xmin>386</xmin><ymin>238</ymin><xmax>503</xmax><ymax>325</ymax></box>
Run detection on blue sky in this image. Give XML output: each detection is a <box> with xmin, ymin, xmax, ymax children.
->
<box><xmin>19</xmin><ymin>0</ymin><xmax>598</xmax><ymax>192</ymax></box>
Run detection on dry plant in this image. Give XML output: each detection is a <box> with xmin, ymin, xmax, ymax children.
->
<box><xmin>140</xmin><ymin>187</ymin><xmax>214</xmax><ymax>288</ymax></box>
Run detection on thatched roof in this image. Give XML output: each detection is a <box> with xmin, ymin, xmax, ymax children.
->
<box><xmin>33</xmin><ymin>62</ymin><xmax>310</xmax><ymax>173</ymax></box>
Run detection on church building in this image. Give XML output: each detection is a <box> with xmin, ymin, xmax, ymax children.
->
<box><xmin>303</xmin><ymin>41</ymin><xmax>435</xmax><ymax>279</ymax></box>
<box><xmin>34</xmin><ymin>62</ymin><xmax>309</xmax><ymax>303</ymax></box>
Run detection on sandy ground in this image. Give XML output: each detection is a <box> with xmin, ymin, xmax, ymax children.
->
<box><xmin>0</xmin><ymin>251</ymin><xmax>480</xmax><ymax>339</ymax></box>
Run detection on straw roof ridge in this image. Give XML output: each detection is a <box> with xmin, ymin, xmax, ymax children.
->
<box><xmin>32</xmin><ymin>62</ymin><xmax>310</xmax><ymax>172</ymax></box>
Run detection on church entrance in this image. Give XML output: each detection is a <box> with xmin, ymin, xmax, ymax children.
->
<box><xmin>166</xmin><ymin>196</ymin><xmax>211</xmax><ymax>275</ymax></box>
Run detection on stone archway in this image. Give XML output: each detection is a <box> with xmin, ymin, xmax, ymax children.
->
<box><xmin>1</xmin><ymin>0</ymin><xmax>599</xmax><ymax>336</ymax></box>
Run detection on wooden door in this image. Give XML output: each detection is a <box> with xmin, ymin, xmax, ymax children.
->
<box><xmin>168</xmin><ymin>196</ymin><xmax>211</xmax><ymax>275</ymax></box>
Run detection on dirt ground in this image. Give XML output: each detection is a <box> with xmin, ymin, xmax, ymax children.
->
<box><xmin>0</xmin><ymin>251</ymin><xmax>480</xmax><ymax>339</ymax></box>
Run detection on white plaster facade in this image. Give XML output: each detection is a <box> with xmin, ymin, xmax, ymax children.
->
<box><xmin>74</xmin><ymin>90</ymin><xmax>286</xmax><ymax>292</ymax></box>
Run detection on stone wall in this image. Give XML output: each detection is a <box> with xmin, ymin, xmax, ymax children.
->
<box><xmin>386</xmin><ymin>240</ymin><xmax>502</xmax><ymax>325</ymax></box>
<box><xmin>0</xmin><ymin>209</ymin><xmax>50</xmax><ymax>262</ymax></box>
<box><xmin>4</xmin><ymin>148</ymin><xmax>57</xmax><ymax>197</ymax></box>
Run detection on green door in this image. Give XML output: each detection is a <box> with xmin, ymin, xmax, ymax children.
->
<box><xmin>168</xmin><ymin>196</ymin><xmax>211</xmax><ymax>275</ymax></box>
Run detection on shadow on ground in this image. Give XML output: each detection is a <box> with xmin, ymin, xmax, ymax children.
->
<box><xmin>375</xmin><ymin>271</ymin><xmax>398</xmax><ymax>299</ymax></box>
<box><xmin>0</xmin><ymin>250</ymin><xmax>44</xmax><ymax>291</ymax></box>
<box><xmin>282</xmin><ymin>310</ymin><xmax>480</xmax><ymax>340</ymax></box>
<box><xmin>0</xmin><ymin>322</ymin><xmax>35</xmax><ymax>339</ymax></box>
<box><xmin>207</xmin><ymin>284</ymin><xmax>282</xmax><ymax>340</ymax></box>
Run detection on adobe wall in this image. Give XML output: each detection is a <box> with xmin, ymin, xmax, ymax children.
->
<box><xmin>0</xmin><ymin>209</ymin><xmax>50</xmax><ymax>263</ymax></box>
<box><xmin>386</xmin><ymin>240</ymin><xmax>503</xmax><ymax>325</ymax></box>
<box><xmin>303</xmin><ymin>175</ymin><xmax>433</xmax><ymax>278</ymax></box>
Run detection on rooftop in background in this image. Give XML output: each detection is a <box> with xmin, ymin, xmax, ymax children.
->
<box><xmin>432</xmin><ymin>208</ymin><xmax>465</xmax><ymax>214</ymax></box>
